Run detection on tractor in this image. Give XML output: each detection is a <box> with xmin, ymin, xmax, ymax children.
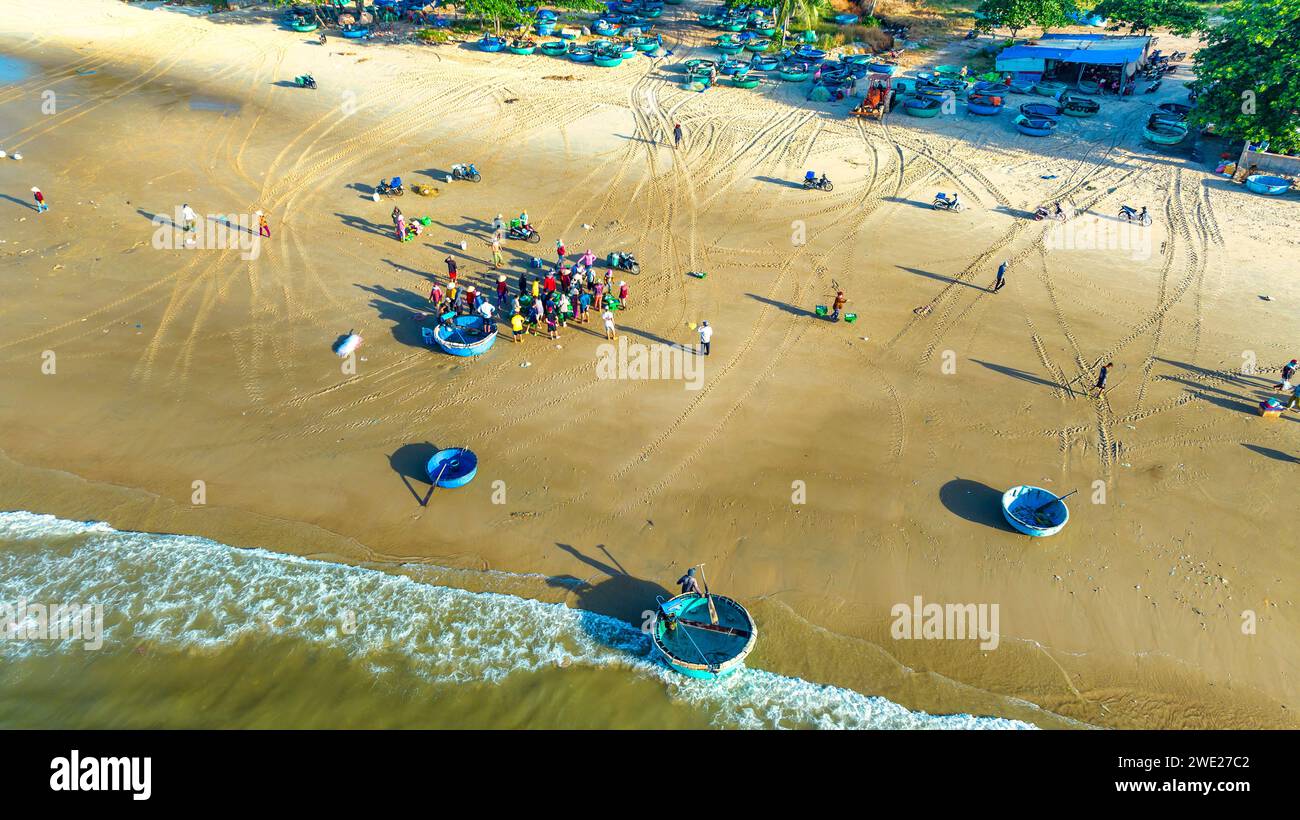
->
<box><xmin>852</xmin><ymin>73</ymin><xmax>894</xmax><ymax>120</ymax></box>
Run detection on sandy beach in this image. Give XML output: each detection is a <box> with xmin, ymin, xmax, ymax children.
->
<box><xmin>1</xmin><ymin>0</ymin><xmax>1297</xmax><ymax>728</ymax></box>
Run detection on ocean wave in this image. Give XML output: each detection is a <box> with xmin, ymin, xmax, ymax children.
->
<box><xmin>0</xmin><ymin>511</ymin><xmax>1034</xmax><ymax>729</ymax></box>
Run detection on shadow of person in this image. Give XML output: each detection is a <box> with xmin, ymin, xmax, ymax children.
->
<box><xmin>389</xmin><ymin>441</ymin><xmax>440</xmax><ymax>505</ymax></box>
<box><xmin>1242</xmin><ymin>443</ymin><xmax>1300</xmax><ymax>463</ymax></box>
<box><xmin>552</xmin><ymin>543</ymin><xmax>673</xmax><ymax>625</ymax></box>
<box><xmin>939</xmin><ymin>478</ymin><xmax>1018</xmax><ymax>531</ymax></box>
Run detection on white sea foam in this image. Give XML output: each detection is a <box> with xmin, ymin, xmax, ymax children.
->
<box><xmin>0</xmin><ymin>511</ymin><xmax>1035</xmax><ymax>729</ymax></box>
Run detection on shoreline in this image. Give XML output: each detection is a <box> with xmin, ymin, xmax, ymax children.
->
<box><xmin>1</xmin><ymin>0</ymin><xmax>1296</xmax><ymax>729</ymax></box>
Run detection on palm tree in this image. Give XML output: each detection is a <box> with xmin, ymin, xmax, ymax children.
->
<box><xmin>775</xmin><ymin>0</ymin><xmax>825</xmax><ymax>48</ymax></box>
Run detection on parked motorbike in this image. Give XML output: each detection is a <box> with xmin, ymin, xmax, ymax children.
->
<box><xmin>376</xmin><ymin>177</ymin><xmax>404</xmax><ymax>197</ymax></box>
<box><xmin>609</xmin><ymin>251</ymin><xmax>640</xmax><ymax>274</ymax></box>
<box><xmin>932</xmin><ymin>192</ymin><xmax>963</xmax><ymax>212</ymax></box>
<box><xmin>1034</xmin><ymin>203</ymin><xmax>1067</xmax><ymax>222</ymax></box>
<box><xmin>1118</xmin><ymin>205</ymin><xmax>1151</xmax><ymax>227</ymax></box>
<box><xmin>507</xmin><ymin>224</ymin><xmax>541</xmax><ymax>243</ymax></box>
<box><xmin>802</xmin><ymin>174</ymin><xmax>833</xmax><ymax>191</ymax></box>
<box><xmin>295</xmin><ymin>74</ymin><xmax>317</xmax><ymax>90</ymax></box>
<box><xmin>450</xmin><ymin>163</ymin><xmax>482</xmax><ymax>183</ymax></box>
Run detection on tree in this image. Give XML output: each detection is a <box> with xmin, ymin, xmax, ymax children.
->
<box><xmin>976</xmin><ymin>0</ymin><xmax>1077</xmax><ymax>37</ymax></box>
<box><xmin>1189</xmin><ymin>0</ymin><xmax>1300</xmax><ymax>155</ymax></box>
<box><xmin>1090</xmin><ymin>0</ymin><xmax>1206</xmax><ymax>35</ymax></box>
<box><xmin>772</xmin><ymin>0</ymin><xmax>826</xmax><ymax>48</ymax></box>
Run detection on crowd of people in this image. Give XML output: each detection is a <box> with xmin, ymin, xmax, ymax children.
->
<box><xmin>422</xmin><ymin>215</ymin><xmax>633</xmax><ymax>345</ymax></box>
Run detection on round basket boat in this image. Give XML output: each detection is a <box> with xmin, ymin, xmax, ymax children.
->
<box><xmin>1019</xmin><ymin>101</ymin><xmax>1061</xmax><ymax>118</ymax></box>
<box><xmin>426</xmin><ymin>447</ymin><xmax>479</xmax><ymax>489</ymax></box>
<box><xmin>1001</xmin><ymin>485</ymin><xmax>1069</xmax><ymax>537</ymax></box>
<box><xmin>540</xmin><ymin>40</ymin><xmax>569</xmax><ymax>56</ymax></box>
<box><xmin>904</xmin><ymin>96</ymin><xmax>943</xmax><ymax>117</ymax></box>
<box><xmin>1156</xmin><ymin>102</ymin><xmax>1192</xmax><ymax>119</ymax></box>
<box><xmin>651</xmin><ymin>592</ymin><xmax>758</xmax><ymax>679</ymax></box>
<box><xmin>716</xmin><ymin>38</ymin><xmax>744</xmax><ymax>54</ymax></box>
<box><xmin>745</xmin><ymin>38</ymin><xmax>771</xmax><ymax>52</ymax></box>
<box><xmin>1034</xmin><ymin>79</ymin><xmax>1067</xmax><ymax>97</ymax></box>
<box><xmin>433</xmin><ymin>314</ymin><xmax>498</xmax><ymax>357</ymax></box>
<box><xmin>750</xmin><ymin>54</ymin><xmax>779</xmax><ymax>71</ymax></box>
<box><xmin>728</xmin><ymin>76</ymin><xmax>761</xmax><ymax>89</ymax></box>
<box><xmin>834</xmin><ymin>13</ymin><xmax>859</xmax><ymax>24</ymax></box>
<box><xmin>618</xmin><ymin>43</ymin><xmax>638</xmax><ymax>59</ymax></box>
<box><xmin>593</xmin><ymin>20</ymin><xmax>621</xmax><ymax>36</ymax></box>
<box><xmin>719</xmin><ymin>58</ymin><xmax>748</xmax><ymax>76</ymax></box>
<box><xmin>1015</xmin><ymin>114</ymin><xmax>1058</xmax><ymax>136</ymax></box>
<box><xmin>1062</xmin><ymin>96</ymin><xmax>1100</xmax><ymax>116</ymax></box>
<box><xmin>749</xmin><ymin>25</ymin><xmax>777</xmax><ymax>36</ymax></box>
<box><xmin>642</xmin><ymin>6</ymin><xmax>663</xmax><ymax>18</ymax></box>
<box><xmin>1245</xmin><ymin>174</ymin><xmax>1293</xmax><ymax>195</ymax></box>
<box><xmin>1075</xmin><ymin>79</ymin><xmax>1101</xmax><ymax>95</ymax></box>
<box><xmin>341</xmin><ymin>26</ymin><xmax>369</xmax><ymax>39</ymax></box>
<box><xmin>933</xmin><ymin>64</ymin><xmax>962</xmax><ymax>77</ymax></box>
<box><xmin>635</xmin><ymin>34</ymin><xmax>661</xmax><ymax>51</ymax></box>
<box><xmin>866</xmin><ymin>62</ymin><xmax>897</xmax><ymax>76</ymax></box>
<box><xmin>794</xmin><ymin>46</ymin><xmax>827</xmax><ymax>63</ymax></box>
<box><xmin>506</xmin><ymin>39</ymin><xmax>537</xmax><ymax>55</ymax></box>
<box><xmin>967</xmin><ymin>92</ymin><xmax>1003</xmax><ymax>115</ymax></box>
<box><xmin>569</xmin><ymin>46</ymin><xmax>594</xmax><ymax>62</ymax></box>
<box><xmin>721</xmin><ymin>20</ymin><xmax>746</xmax><ymax>32</ymax></box>
<box><xmin>698</xmin><ymin>13</ymin><xmax>720</xmax><ymax>27</ymax></box>
<box><xmin>290</xmin><ymin>21</ymin><xmax>319</xmax><ymax>32</ymax></box>
<box><xmin>1143</xmin><ymin>120</ymin><xmax>1189</xmax><ymax>145</ymax></box>
<box><xmin>594</xmin><ymin>52</ymin><xmax>623</xmax><ymax>67</ymax></box>
<box><xmin>536</xmin><ymin>21</ymin><xmax>556</xmax><ymax>36</ymax></box>
<box><xmin>478</xmin><ymin>35</ymin><xmax>506</xmax><ymax>52</ymax></box>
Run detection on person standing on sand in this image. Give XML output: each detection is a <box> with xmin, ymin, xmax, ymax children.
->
<box><xmin>579</xmin><ymin>288</ymin><xmax>592</xmax><ymax>323</ymax></box>
<box><xmin>430</xmin><ymin>281</ymin><xmax>444</xmax><ymax>308</ymax></box>
<box><xmin>496</xmin><ymin>274</ymin><xmax>509</xmax><ymax>307</ymax></box>
<box><xmin>444</xmin><ymin>255</ymin><xmax>458</xmax><ymax>283</ymax></box>
<box><xmin>510</xmin><ymin>312</ymin><xmax>524</xmax><ymax>343</ymax></box>
<box><xmin>181</xmin><ymin>203</ymin><xmax>197</xmax><ymax>234</ymax></box>
<box><xmin>1286</xmin><ymin>383</ymin><xmax>1300</xmax><ymax>411</ymax></box>
<box><xmin>698</xmin><ymin>321</ymin><xmax>712</xmax><ymax>356</ymax></box>
<box><xmin>1273</xmin><ymin>359</ymin><xmax>1298</xmax><ymax>392</ymax></box>
<box><xmin>603</xmin><ymin>308</ymin><xmax>617</xmax><ymax>340</ymax></box>
<box><xmin>492</xmin><ymin>213</ymin><xmax>505</xmax><ymax>239</ymax></box>
<box><xmin>831</xmin><ymin>290</ymin><xmax>847</xmax><ymax>321</ymax></box>
<box><xmin>257</xmin><ymin>211</ymin><xmax>270</xmax><ymax>238</ymax></box>
<box><xmin>1093</xmin><ymin>362</ymin><xmax>1114</xmax><ymax>396</ymax></box>
<box><xmin>618</xmin><ymin>280</ymin><xmax>629</xmax><ymax>310</ymax></box>
<box><xmin>490</xmin><ymin>235</ymin><xmax>504</xmax><ymax>269</ymax></box>
<box><xmin>555</xmin><ymin>238</ymin><xmax>566</xmax><ymax>267</ymax></box>
<box><xmin>993</xmin><ymin>260</ymin><xmax>1007</xmax><ymax>293</ymax></box>
<box><xmin>673</xmin><ymin>122</ymin><xmax>683</xmax><ymax>149</ymax></box>
<box><xmin>31</xmin><ymin>187</ymin><xmax>47</xmax><ymax>213</ymax></box>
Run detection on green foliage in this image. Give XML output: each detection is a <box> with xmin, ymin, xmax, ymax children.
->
<box><xmin>1090</xmin><ymin>0</ymin><xmax>1207</xmax><ymax>34</ymax></box>
<box><xmin>977</xmin><ymin>0</ymin><xmax>1079</xmax><ymax>34</ymax></box>
<box><xmin>1189</xmin><ymin>0</ymin><xmax>1300</xmax><ymax>152</ymax></box>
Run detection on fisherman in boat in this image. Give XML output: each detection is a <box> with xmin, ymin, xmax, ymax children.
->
<box><xmin>677</xmin><ymin>567</ymin><xmax>703</xmax><ymax>596</ymax></box>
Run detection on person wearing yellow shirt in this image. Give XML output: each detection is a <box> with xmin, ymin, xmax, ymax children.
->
<box><xmin>510</xmin><ymin>312</ymin><xmax>524</xmax><ymax>343</ymax></box>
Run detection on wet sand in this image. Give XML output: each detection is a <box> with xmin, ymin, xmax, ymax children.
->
<box><xmin>1</xmin><ymin>0</ymin><xmax>1297</xmax><ymax>728</ymax></box>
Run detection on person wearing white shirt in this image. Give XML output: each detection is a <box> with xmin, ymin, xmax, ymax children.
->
<box><xmin>697</xmin><ymin>321</ymin><xmax>712</xmax><ymax>356</ymax></box>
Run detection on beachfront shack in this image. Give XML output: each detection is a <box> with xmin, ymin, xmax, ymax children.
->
<box><xmin>995</xmin><ymin>34</ymin><xmax>1151</xmax><ymax>94</ymax></box>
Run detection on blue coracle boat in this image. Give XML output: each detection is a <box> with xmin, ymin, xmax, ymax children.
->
<box><xmin>1001</xmin><ymin>485</ymin><xmax>1069</xmax><ymax>536</ymax></box>
<box><xmin>651</xmin><ymin>592</ymin><xmax>757</xmax><ymax>678</ymax></box>
<box><xmin>434</xmin><ymin>314</ymin><xmax>498</xmax><ymax>356</ymax></box>
<box><xmin>426</xmin><ymin>448</ymin><xmax>479</xmax><ymax>488</ymax></box>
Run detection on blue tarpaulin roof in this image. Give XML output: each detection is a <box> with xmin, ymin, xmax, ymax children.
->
<box><xmin>997</xmin><ymin>36</ymin><xmax>1148</xmax><ymax>66</ymax></box>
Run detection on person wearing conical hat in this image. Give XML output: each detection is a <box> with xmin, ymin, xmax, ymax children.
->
<box><xmin>31</xmin><ymin>186</ymin><xmax>48</xmax><ymax>213</ymax></box>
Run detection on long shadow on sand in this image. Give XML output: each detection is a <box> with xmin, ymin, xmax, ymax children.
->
<box><xmin>1</xmin><ymin>194</ymin><xmax>35</xmax><ymax>211</ymax></box>
<box><xmin>552</xmin><ymin>543</ymin><xmax>672</xmax><ymax>625</ymax></box>
<box><xmin>939</xmin><ymin>478</ymin><xmax>1019</xmax><ymax>532</ymax></box>
<box><xmin>884</xmin><ymin>195</ymin><xmax>936</xmax><ymax>210</ymax></box>
<box><xmin>1242</xmin><ymin>443</ymin><xmax>1300</xmax><ymax>463</ymax></box>
<box><xmin>390</xmin><ymin>442</ymin><xmax>441</xmax><ymax>506</ymax></box>
<box><xmin>747</xmin><ymin>292</ymin><xmax>818</xmax><ymax>318</ymax></box>
<box><xmin>336</xmin><ymin>211</ymin><xmax>392</xmax><ymax>239</ymax></box>
<box><xmin>972</xmin><ymin>359</ymin><xmax>1067</xmax><ymax>393</ymax></box>
<box><xmin>356</xmin><ymin>283</ymin><xmax>434</xmax><ymax>347</ymax></box>
<box><xmin>753</xmin><ymin>175</ymin><xmax>806</xmax><ymax>190</ymax></box>
<box><xmin>897</xmin><ymin>265</ymin><xmax>988</xmax><ymax>292</ymax></box>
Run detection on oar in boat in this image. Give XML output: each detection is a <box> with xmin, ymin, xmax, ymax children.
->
<box><xmin>423</xmin><ymin>461</ymin><xmax>450</xmax><ymax>506</ymax></box>
<box><xmin>677</xmin><ymin>617</ymin><xmax>751</xmax><ymax>639</ymax></box>
<box><xmin>1027</xmin><ymin>488</ymin><xmax>1076</xmax><ymax>527</ymax></box>
<box><xmin>697</xmin><ymin>563</ymin><xmax>719</xmax><ymax>625</ymax></box>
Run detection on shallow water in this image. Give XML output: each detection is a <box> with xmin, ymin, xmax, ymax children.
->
<box><xmin>0</xmin><ymin>512</ymin><xmax>1036</xmax><ymax>729</ymax></box>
